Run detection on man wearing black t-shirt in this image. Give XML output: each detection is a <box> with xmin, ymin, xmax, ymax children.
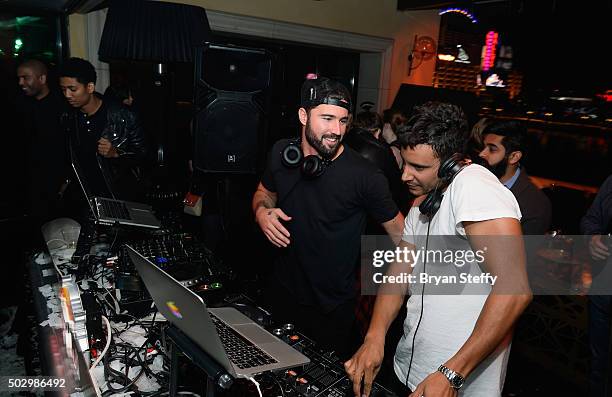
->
<box><xmin>59</xmin><ymin>58</ymin><xmax>146</xmax><ymax>212</ymax></box>
<box><xmin>252</xmin><ymin>77</ymin><xmax>404</xmax><ymax>358</ymax></box>
<box><xmin>16</xmin><ymin>59</ymin><xmax>68</xmax><ymax>224</ymax></box>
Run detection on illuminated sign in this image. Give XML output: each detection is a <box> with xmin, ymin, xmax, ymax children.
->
<box><xmin>482</xmin><ymin>31</ymin><xmax>499</xmax><ymax>71</ymax></box>
<box><xmin>439</xmin><ymin>8</ymin><xmax>478</xmax><ymax>23</ymax></box>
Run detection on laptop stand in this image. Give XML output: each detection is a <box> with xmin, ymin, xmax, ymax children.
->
<box><xmin>165</xmin><ymin>325</ymin><xmax>234</xmax><ymax>397</ymax></box>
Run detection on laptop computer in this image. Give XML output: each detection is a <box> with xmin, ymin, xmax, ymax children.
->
<box><xmin>126</xmin><ymin>246</ymin><xmax>310</xmax><ymax>377</ymax></box>
<box><xmin>71</xmin><ymin>160</ymin><xmax>161</xmax><ymax>229</ymax></box>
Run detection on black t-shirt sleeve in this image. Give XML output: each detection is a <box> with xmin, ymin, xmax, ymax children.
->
<box><xmin>260</xmin><ymin>140</ymin><xmax>282</xmax><ymax>193</ymax></box>
<box><xmin>361</xmin><ymin>168</ymin><xmax>399</xmax><ymax>224</ymax></box>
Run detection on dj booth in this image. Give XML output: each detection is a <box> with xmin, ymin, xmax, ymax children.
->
<box><xmin>28</xmin><ymin>214</ymin><xmax>396</xmax><ymax>397</ymax></box>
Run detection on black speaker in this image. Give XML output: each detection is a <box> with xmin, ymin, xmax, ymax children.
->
<box><xmin>193</xmin><ymin>43</ymin><xmax>272</xmax><ymax>174</ymax></box>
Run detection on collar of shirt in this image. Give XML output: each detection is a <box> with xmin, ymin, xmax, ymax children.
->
<box><xmin>78</xmin><ymin>101</ymin><xmax>106</xmax><ymax>137</ymax></box>
<box><xmin>504</xmin><ymin>166</ymin><xmax>521</xmax><ymax>189</ymax></box>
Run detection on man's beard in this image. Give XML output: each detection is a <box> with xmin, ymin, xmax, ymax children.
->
<box><xmin>304</xmin><ymin>120</ymin><xmax>341</xmax><ymax>160</ymax></box>
<box><xmin>488</xmin><ymin>156</ymin><xmax>508</xmax><ymax>178</ymax></box>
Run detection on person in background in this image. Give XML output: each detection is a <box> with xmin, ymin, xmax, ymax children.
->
<box><xmin>479</xmin><ymin>119</ymin><xmax>551</xmax><ymax>235</ymax></box>
<box><xmin>104</xmin><ymin>83</ymin><xmax>136</xmax><ymax>108</ymax></box>
<box><xmin>581</xmin><ymin>174</ymin><xmax>612</xmax><ymax>397</ymax></box>
<box><xmin>466</xmin><ymin>117</ymin><xmax>489</xmax><ymax>166</ymax></box>
<box><xmin>344</xmin><ymin>110</ymin><xmax>407</xmax><ymax>212</ymax></box>
<box><xmin>381</xmin><ymin>107</ymin><xmax>407</xmax><ymax>169</ymax></box>
<box><xmin>16</xmin><ymin>59</ymin><xmax>68</xmax><ymax>224</ymax></box>
<box><xmin>59</xmin><ymin>58</ymin><xmax>146</xmax><ymax>205</ymax></box>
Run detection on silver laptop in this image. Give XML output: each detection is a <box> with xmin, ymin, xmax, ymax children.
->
<box><xmin>71</xmin><ymin>161</ymin><xmax>161</xmax><ymax>229</ymax></box>
<box><xmin>126</xmin><ymin>246</ymin><xmax>310</xmax><ymax>377</ymax></box>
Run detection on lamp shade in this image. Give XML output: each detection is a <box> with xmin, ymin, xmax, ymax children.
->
<box><xmin>99</xmin><ymin>0</ymin><xmax>211</xmax><ymax>62</ymax></box>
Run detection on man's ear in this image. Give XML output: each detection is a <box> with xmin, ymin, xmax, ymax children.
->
<box><xmin>298</xmin><ymin>107</ymin><xmax>308</xmax><ymax>126</ymax></box>
<box><xmin>86</xmin><ymin>82</ymin><xmax>95</xmax><ymax>94</ymax></box>
<box><xmin>39</xmin><ymin>74</ymin><xmax>47</xmax><ymax>85</ymax></box>
<box><xmin>508</xmin><ymin>150</ymin><xmax>522</xmax><ymax>165</ymax></box>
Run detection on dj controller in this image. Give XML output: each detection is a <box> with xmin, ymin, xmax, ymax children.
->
<box><xmin>112</xmin><ymin>232</ymin><xmax>230</xmax><ymax>315</ymax></box>
<box><xmin>271</xmin><ymin>331</ymin><xmax>395</xmax><ymax>397</ymax></box>
<box><xmin>223</xmin><ymin>296</ymin><xmax>397</xmax><ymax>397</ymax></box>
<box><xmin>117</xmin><ymin>233</ymin><xmax>229</xmax><ymax>289</ymax></box>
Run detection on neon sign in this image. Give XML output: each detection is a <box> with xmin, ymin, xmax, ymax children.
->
<box><xmin>482</xmin><ymin>31</ymin><xmax>499</xmax><ymax>71</ymax></box>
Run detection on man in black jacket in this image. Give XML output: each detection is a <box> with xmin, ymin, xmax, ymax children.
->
<box><xmin>479</xmin><ymin>119</ymin><xmax>551</xmax><ymax>235</ymax></box>
<box><xmin>59</xmin><ymin>58</ymin><xmax>146</xmax><ymax>203</ymax></box>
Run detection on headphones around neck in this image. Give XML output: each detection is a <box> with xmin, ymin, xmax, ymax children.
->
<box><xmin>418</xmin><ymin>153</ymin><xmax>467</xmax><ymax>218</ymax></box>
<box><xmin>281</xmin><ymin>138</ymin><xmax>331</xmax><ymax>179</ymax></box>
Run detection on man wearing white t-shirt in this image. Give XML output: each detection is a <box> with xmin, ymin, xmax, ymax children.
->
<box><xmin>345</xmin><ymin>102</ymin><xmax>532</xmax><ymax>397</ymax></box>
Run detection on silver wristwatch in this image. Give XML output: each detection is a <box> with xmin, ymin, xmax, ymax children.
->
<box><xmin>437</xmin><ymin>364</ymin><xmax>465</xmax><ymax>390</ymax></box>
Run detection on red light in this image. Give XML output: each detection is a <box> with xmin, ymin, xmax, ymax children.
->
<box><xmin>482</xmin><ymin>31</ymin><xmax>499</xmax><ymax>71</ymax></box>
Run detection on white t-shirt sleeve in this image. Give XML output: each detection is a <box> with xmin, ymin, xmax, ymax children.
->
<box><xmin>401</xmin><ymin>207</ymin><xmax>419</xmax><ymax>245</ymax></box>
<box><xmin>449</xmin><ymin>165</ymin><xmax>522</xmax><ymax>235</ymax></box>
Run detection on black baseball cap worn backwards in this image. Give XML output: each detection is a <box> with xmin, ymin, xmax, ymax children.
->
<box><xmin>300</xmin><ymin>76</ymin><xmax>352</xmax><ymax>112</ymax></box>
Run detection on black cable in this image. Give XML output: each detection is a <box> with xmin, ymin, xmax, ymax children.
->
<box><xmin>89</xmin><ymin>292</ymin><xmax>167</xmax><ymax>395</ymax></box>
<box><xmin>102</xmin><ymin>328</ymin><xmax>170</xmax><ymax>394</ymax></box>
<box><xmin>405</xmin><ymin>220</ymin><xmax>431</xmax><ymax>388</ymax></box>
<box><xmin>265</xmin><ymin>373</ymin><xmax>286</xmax><ymax>397</ymax></box>
<box><xmin>103</xmin><ymin>344</ymin><xmax>146</xmax><ymax>393</ymax></box>
<box><xmin>109</xmin><ymin>227</ymin><xmax>121</xmax><ymax>255</ymax></box>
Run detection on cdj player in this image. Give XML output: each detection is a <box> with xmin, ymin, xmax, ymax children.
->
<box><xmin>114</xmin><ymin>233</ymin><xmax>230</xmax><ymax>312</ymax></box>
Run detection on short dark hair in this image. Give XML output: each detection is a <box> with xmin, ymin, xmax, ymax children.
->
<box><xmin>383</xmin><ymin>107</ymin><xmax>406</xmax><ymax>124</ymax></box>
<box><xmin>352</xmin><ymin>110</ymin><xmax>383</xmax><ymax>132</ymax></box>
<box><xmin>104</xmin><ymin>84</ymin><xmax>133</xmax><ymax>102</ymax></box>
<box><xmin>300</xmin><ymin>76</ymin><xmax>352</xmax><ymax>112</ymax></box>
<box><xmin>397</xmin><ymin>102</ymin><xmax>468</xmax><ymax>161</ymax></box>
<box><xmin>18</xmin><ymin>59</ymin><xmax>48</xmax><ymax>77</ymax></box>
<box><xmin>58</xmin><ymin>57</ymin><xmax>96</xmax><ymax>86</ymax></box>
<box><xmin>482</xmin><ymin>119</ymin><xmax>526</xmax><ymax>154</ymax></box>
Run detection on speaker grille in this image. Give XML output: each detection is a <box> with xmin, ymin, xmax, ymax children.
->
<box><xmin>194</xmin><ymin>100</ymin><xmax>262</xmax><ymax>173</ymax></box>
<box><xmin>193</xmin><ymin>43</ymin><xmax>272</xmax><ymax>174</ymax></box>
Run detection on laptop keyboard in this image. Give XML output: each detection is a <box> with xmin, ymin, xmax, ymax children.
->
<box><xmin>210</xmin><ymin>313</ymin><xmax>278</xmax><ymax>369</ymax></box>
<box><xmin>100</xmin><ymin>199</ymin><xmax>132</xmax><ymax>220</ymax></box>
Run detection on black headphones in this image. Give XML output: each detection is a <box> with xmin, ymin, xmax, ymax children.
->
<box><xmin>281</xmin><ymin>138</ymin><xmax>331</xmax><ymax>179</ymax></box>
<box><xmin>418</xmin><ymin>153</ymin><xmax>467</xmax><ymax>218</ymax></box>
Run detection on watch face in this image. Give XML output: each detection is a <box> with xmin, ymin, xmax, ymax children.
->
<box><xmin>452</xmin><ymin>376</ymin><xmax>464</xmax><ymax>388</ymax></box>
